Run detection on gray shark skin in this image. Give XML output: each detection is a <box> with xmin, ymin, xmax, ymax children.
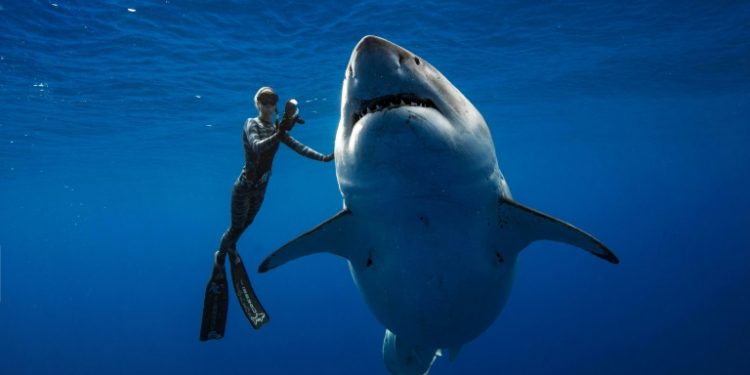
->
<box><xmin>260</xmin><ymin>35</ymin><xmax>618</xmax><ymax>375</ymax></box>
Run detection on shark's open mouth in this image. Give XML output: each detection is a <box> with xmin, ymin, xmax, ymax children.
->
<box><xmin>352</xmin><ymin>93</ymin><xmax>440</xmax><ymax>125</ymax></box>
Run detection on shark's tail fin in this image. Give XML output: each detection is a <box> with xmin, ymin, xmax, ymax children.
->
<box><xmin>498</xmin><ymin>197</ymin><xmax>619</xmax><ymax>264</ymax></box>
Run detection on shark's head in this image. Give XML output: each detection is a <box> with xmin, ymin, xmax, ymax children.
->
<box><xmin>335</xmin><ymin>36</ymin><xmax>505</xmax><ymax>207</ymax></box>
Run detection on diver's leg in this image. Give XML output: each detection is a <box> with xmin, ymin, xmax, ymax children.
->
<box><xmin>219</xmin><ymin>173</ymin><xmax>255</xmax><ymax>255</ymax></box>
<box><xmin>227</xmin><ymin>181</ymin><xmax>271</xmax><ymax>329</ymax></box>
<box><xmin>237</xmin><ymin>180</ymin><xmax>269</xmax><ymax>233</ymax></box>
<box><xmin>200</xmin><ymin>173</ymin><xmax>252</xmax><ymax>340</ymax></box>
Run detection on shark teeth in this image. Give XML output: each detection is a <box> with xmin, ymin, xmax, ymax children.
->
<box><xmin>352</xmin><ymin>93</ymin><xmax>440</xmax><ymax>126</ymax></box>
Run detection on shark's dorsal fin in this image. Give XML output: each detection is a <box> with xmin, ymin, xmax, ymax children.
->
<box><xmin>258</xmin><ymin>209</ymin><xmax>358</xmax><ymax>273</ymax></box>
<box><xmin>498</xmin><ymin>197</ymin><xmax>619</xmax><ymax>264</ymax></box>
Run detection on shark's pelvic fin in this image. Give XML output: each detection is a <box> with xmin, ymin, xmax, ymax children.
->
<box><xmin>383</xmin><ymin>329</ymin><xmax>439</xmax><ymax>375</ymax></box>
<box><xmin>446</xmin><ymin>345</ymin><xmax>462</xmax><ymax>362</ymax></box>
<box><xmin>498</xmin><ymin>197</ymin><xmax>619</xmax><ymax>264</ymax></box>
<box><xmin>258</xmin><ymin>209</ymin><xmax>358</xmax><ymax>273</ymax></box>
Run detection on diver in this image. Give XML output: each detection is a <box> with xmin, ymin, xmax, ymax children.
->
<box><xmin>200</xmin><ymin>86</ymin><xmax>334</xmax><ymax>340</ymax></box>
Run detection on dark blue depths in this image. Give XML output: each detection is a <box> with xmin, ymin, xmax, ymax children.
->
<box><xmin>1</xmin><ymin>1</ymin><xmax>749</xmax><ymax>374</ymax></box>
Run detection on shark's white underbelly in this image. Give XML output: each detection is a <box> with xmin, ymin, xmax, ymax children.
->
<box><xmin>345</xmin><ymin>192</ymin><xmax>518</xmax><ymax>347</ymax></box>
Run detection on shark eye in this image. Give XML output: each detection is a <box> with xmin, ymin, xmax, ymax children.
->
<box><xmin>414</xmin><ymin>57</ymin><xmax>421</xmax><ymax>65</ymax></box>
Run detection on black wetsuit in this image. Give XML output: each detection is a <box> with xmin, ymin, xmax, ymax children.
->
<box><xmin>200</xmin><ymin>115</ymin><xmax>332</xmax><ymax>340</ymax></box>
<box><xmin>218</xmin><ymin>117</ymin><xmax>333</xmax><ymax>254</ymax></box>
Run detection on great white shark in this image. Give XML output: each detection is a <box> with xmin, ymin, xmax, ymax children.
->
<box><xmin>259</xmin><ymin>35</ymin><xmax>618</xmax><ymax>375</ymax></box>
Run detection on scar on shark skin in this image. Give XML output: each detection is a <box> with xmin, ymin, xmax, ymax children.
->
<box><xmin>419</xmin><ymin>215</ymin><xmax>429</xmax><ymax>225</ymax></box>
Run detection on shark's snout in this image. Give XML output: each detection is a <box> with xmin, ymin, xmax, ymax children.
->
<box><xmin>353</xmin><ymin>35</ymin><xmax>397</xmax><ymax>58</ymax></box>
<box><xmin>344</xmin><ymin>36</ymin><xmax>442</xmax><ymax>128</ymax></box>
<box><xmin>348</xmin><ymin>35</ymin><xmax>411</xmax><ymax>78</ymax></box>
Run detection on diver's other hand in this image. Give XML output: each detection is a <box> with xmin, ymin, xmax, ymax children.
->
<box><xmin>279</xmin><ymin>98</ymin><xmax>300</xmax><ymax>132</ymax></box>
<box><xmin>284</xmin><ymin>99</ymin><xmax>299</xmax><ymax>118</ymax></box>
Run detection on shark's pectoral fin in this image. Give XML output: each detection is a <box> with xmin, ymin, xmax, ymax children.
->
<box><xmin>258</xmin><ymin>209</ymin><xmax>358</xmax><ymax>273</ymax></box>
<box><xmin>499</xmin><ymin>197</ymin><xmax>619</xmax><ymax>264</ymax></box>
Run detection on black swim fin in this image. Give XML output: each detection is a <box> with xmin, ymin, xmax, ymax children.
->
<box><xmin>228</xmin><ymin>250</ymin><xmax>270</xmax><ymax>330</ymax></box>
<box><xmin>199</xmin><ymin>253</ymin><xmax>229</xmax><ymax>341</ymax></box>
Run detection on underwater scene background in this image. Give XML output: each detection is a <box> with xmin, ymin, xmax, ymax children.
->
<box><xmin>1</xmin><ymin>0</ymin><xmax>749</xmax><ymax>374</ymax></box>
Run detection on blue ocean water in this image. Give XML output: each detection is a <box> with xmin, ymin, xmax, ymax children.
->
<box><xmin>1</xmin><ymin>0</ymin><xmax>749</xmax><ymax>373</ymax></box>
